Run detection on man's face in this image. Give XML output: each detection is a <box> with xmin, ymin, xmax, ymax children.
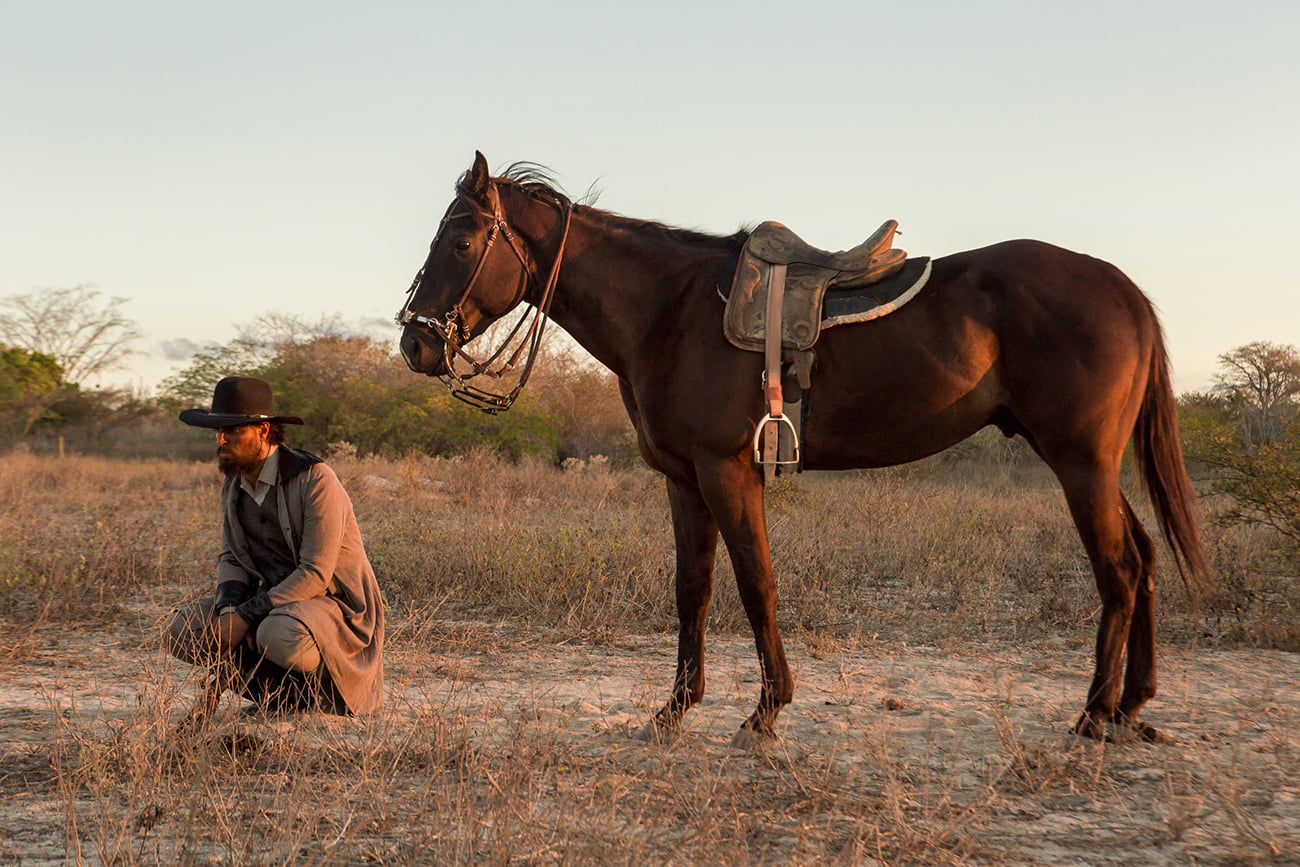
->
<box><xmin>216</xmin><ymin>423</ymin><xmax>269</xmax><ymax>478</ymax></box>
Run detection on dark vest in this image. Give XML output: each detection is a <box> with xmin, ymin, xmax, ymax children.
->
<box><xmin>235</xmin><ymin>484</ymin><xmax>297</xmax><ymax>588</ymax></box>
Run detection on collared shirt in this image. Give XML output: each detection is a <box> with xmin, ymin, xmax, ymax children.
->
<box><xmin>239</xmin><ymin>445</ymin><xmax>280</xmax><ymax>506</ymax></box>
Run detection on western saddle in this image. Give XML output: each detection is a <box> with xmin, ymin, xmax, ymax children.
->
<box><xmin>722</xmin><ymin>219</ymin><xmax>910</xmax><ymax>475</ymax></box>
<box><xmin>724</xmin><ymin>219</ymin><xmax>906</xmax><ymax>352</ymax></box>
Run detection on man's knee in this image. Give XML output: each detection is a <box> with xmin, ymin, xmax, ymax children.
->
<box><xmin>162</xmin><ymin>598</ymin><xmax>214</xmax><ymax>664</ymax></box>
<box><xmin>256</xmin><ymin>614</ymin><xmax>321</xmax><ymax>674</ymax></box>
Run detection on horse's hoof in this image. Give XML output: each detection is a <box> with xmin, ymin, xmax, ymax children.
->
<box><xmin>1072</xmin><ymin>714</ymin><xmax>1106</xmax><ymax>741</ymax></box>
<box><xmin>635</xmin><ymin>718</ymin><xmax>680</xmax><ymax>745</ymax></box>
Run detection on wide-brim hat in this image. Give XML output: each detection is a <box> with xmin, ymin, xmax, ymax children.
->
<box><xmin>179</xmin><ymin>376</ymin><xmax>304</xmax><ymax>428</ymax></box>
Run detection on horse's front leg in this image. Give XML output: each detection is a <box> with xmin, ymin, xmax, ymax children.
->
<box><xmin>698</xmin><ymin>456</ymin><xmax>792</xmax><ymax>744</ymax></box>
<box><xmin>644</xmin><ymin>478</ymin><xmax>720</xmax><ymax>738</ymax></box>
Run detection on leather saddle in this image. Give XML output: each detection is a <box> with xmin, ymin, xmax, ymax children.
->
<box><xmin>724</xmin><ymin>219</ymin><xmax>909</xmax><ymax>352</ymax></box>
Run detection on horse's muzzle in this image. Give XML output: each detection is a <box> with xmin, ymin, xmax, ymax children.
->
<box><xmin>399</xmin><ymin>325</ymin><xmax>447</xmax><ymax>376</ymax></box>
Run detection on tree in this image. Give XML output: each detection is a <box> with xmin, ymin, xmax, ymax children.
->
<box><xmin>240</xmin><ymin>311</ymin><xmax>350</xmax><ymax>349</ymax></box>
<box><xmin>157</xmin><ymin>336</ymin><xmax>273</xmax><ymax>406</ymax></box>
<box><xmin>156</xmin><ymin>312</ymin><xmax>348</xmax><ymax>406</ymax></box>
<box><xmin>0</xmin><ymin>345</ymin><xmax>65</xmax><ymax>438</ymax></box>
<box><xmin>0</xmin><ymin>285</ymin><xmax>142</xmax><ymax>384</ymax></box>
<box><xmin>1185</xmin><ymin>414</ymin><xmax>1300</xmax><ymax>547</ymax></box>
<box><xmin>1212</xmin><ymin>341</ymin><xmax>1300</xmax><ymax>447</ymax></box>
<box><xmin>1181</xmin><ymin>342</ymin><xmax>1300</xmax><ymax>561</ymax></box>
<box><xmin>520</xmin><ymin>337</ymin><xmax>634</xmax><ymax>460</ymax></box>
<box><xmin>261</xmin><ymin>334</ymin><xmax>561</xmax><ymax>459</ymax></box>
<box><xmin>158</xmin><ymin>319</ymin><xmax>565</xmax><ymax>460</ymax></box>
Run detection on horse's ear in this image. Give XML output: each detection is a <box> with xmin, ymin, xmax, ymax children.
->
<box><xmin>468</xmin><ymin>151</ymin><xmax>490</xmax><ymax>194</ymax></box>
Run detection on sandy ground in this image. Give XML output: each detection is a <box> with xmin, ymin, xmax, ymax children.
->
<box><xmin>1</xmin><ymin>620</ymin><xmax>1296</xmax><ymax>865</ymax></box>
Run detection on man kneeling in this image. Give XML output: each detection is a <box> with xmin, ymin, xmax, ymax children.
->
<box><xmin>165</xmin><ymin>377</ymin><xmax>383</xmax><ymax>717</ymax></box>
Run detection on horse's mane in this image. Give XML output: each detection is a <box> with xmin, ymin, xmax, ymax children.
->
<box><xmin>460</xmin><ymin>161</ymin><xmax>747</xmax><ymax>251</ymax></box>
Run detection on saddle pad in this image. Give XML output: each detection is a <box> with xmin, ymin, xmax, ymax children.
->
<box><xmin>821</xmin><ymin>257</ymin><xmax>931</xmax><ymax>327</ymax></box>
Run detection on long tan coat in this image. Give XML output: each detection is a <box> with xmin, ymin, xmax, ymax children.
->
<box><xmin>218</xmin><ymin>447</ymin><xmax>383</xmax><ymax>714</ymax></box>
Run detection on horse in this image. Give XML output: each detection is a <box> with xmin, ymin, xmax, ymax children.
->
<box><xmin>398</xmin><ymin>152</ymin><xmax>1208</xmax><ymax>746</ymax></box>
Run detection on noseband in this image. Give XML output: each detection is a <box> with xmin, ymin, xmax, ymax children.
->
<box><xmin>397</xmin><ymin>185</ymin><xmax>573</xmax><ymax>413</ymax></box>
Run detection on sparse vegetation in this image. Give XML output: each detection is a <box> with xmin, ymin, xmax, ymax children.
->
<box><xmin>0</xmin><ymin>290</ymin><xmax>636</xmax><ymax>462</ymax></box>
<box><xmin>1179</xmin><ymin>342</ymin><xmax>1300</xmax><ymax>650</ymax></box>
<box><xmin>1</xmin><ymin>453</ymin><xmax>1296</xmax><ymax>864</ymax></box>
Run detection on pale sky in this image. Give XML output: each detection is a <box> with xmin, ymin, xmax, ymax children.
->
<box><xmin>3</xmin><ymin>1</ymin><xmax>1297</xmax><ymax>394</ymax></box>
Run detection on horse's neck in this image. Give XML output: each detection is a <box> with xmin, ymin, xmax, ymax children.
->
<box><xmin>544</xmin><ymin>208</ymin><xmax>724</xmax><ymax>378</ymax></box>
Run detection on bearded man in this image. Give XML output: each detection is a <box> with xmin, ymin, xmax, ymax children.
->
<box><xmin>164</xmin><ymin>376</ymin><xmax>384</xmax><ymax>716</ymax></box>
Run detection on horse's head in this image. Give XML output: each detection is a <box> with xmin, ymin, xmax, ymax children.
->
<box><xmin>397</xmin><ymin>152</ymin><xmax>572</xmax><ymax>411</ymax></box>
<box><xmin>398</xmin><ymin>152</ymin><xmax>531</xmax><ymax>379</ymax></box>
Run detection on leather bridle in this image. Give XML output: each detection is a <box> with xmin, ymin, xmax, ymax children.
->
<box><xmin>397</xmin><ymin>183</ymin><xmax>573</xmax><ymax>413</ymax></box>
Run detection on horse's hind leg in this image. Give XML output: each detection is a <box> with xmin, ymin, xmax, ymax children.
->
<box><xmin>1050</xmin><ymin>459</ymin><xmax>1145</xmax><ymax>740</ymax></box>
<box><xmin>1116</xmin><ymin>497</ymin><xmax>1162</xmax><ymax>739</ymax></box>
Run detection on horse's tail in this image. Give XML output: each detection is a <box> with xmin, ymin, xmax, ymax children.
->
<box><xmin>1133</xmin><ymin>322</ymin><xmax>1212</xmax><ymax>592</ymax></box>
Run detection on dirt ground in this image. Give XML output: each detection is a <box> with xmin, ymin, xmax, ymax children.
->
<box><xmin>1</xmin><ymin>617</ymin><xmax>1296</xmax><ymax>865</ymax></box>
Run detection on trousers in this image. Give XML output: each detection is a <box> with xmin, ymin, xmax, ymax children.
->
<box><xmin>163</xmin><ymin>595</ymin><xmax>344</xmax><ymax>713</ymax></box>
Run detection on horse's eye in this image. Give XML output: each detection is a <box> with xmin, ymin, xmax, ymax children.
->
<box><xmin>454</xmin><ymin>237</ymin><xmax>472</xmax><ymax>253</ymax></box>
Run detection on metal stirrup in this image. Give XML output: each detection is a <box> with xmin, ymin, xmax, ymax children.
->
<box><xmin>752</xmin><ymin>412</ymin><xmax>800</xmax><ymax>465</ymax></box>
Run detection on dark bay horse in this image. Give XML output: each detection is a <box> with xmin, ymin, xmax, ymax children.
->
<box><xmin>399</xmin><ymin>152</ymin><xmax>1207</xmax><ymax>745</ymax></box>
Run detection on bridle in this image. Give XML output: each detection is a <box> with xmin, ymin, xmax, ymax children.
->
<box><xmin>397</xmin><ymin>183</ymin><xmax>573</xmax><ymax>414</ymax></box>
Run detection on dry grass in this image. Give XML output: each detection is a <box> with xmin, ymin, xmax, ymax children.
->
<box><xmin>0</xmin><ymin>453</ymin><xmax>1296</xmax><ymax>865</ymax></box>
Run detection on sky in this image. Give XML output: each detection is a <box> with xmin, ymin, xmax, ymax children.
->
<box><xmin>3</xmin><ymin>0</ymin><xmax>1297</xmax><ymax>394</ymax></box>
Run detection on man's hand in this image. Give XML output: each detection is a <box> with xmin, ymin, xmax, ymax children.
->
<box><xmin>213</xmin><ymin>610</ymin><xmax>253</xmax><ymax>652</ymax></box>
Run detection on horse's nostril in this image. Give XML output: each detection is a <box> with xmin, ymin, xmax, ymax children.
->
<box><xmin>400</xmin><ymin>329</ymin><xmax>445</xmax><ymax>375</ymax></box>
<box><xmin>399</xmin><ymin>334</ymin><xmax>421</xmax><ymax>372</ymax></box>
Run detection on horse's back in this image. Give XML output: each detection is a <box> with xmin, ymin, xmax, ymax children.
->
<box><xmin>801</xmin><ymin>239</ymin><xmax>1160</xmax><ymax>469</ymax></box>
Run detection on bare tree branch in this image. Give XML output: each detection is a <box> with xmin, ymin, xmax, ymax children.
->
<box><xmin>1212</xmin><ymin>341</ymin><xmax>1300</xmax><ymax>447</ymax></box>
<box><xmin>0</xmin><ymin>285</ymin><xmax>142</xmax><ymax>384</ymax></box>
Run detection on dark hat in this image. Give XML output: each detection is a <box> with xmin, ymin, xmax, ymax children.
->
<box><xmin>179</xmin><ymin>377</ymin><xmax>304</xmax><ymax>428</ymax></box>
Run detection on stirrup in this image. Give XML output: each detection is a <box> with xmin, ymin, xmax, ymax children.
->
<box><xmin>752</xmin><ymin>413</ymin><xmax>800</xmax><ymax>465</ymax></box>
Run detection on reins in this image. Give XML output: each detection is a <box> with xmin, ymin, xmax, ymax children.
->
<box><xmin>397</xmin><ymin>184</ymin><xmax>574</xmax><ymax>414</ymax></box>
